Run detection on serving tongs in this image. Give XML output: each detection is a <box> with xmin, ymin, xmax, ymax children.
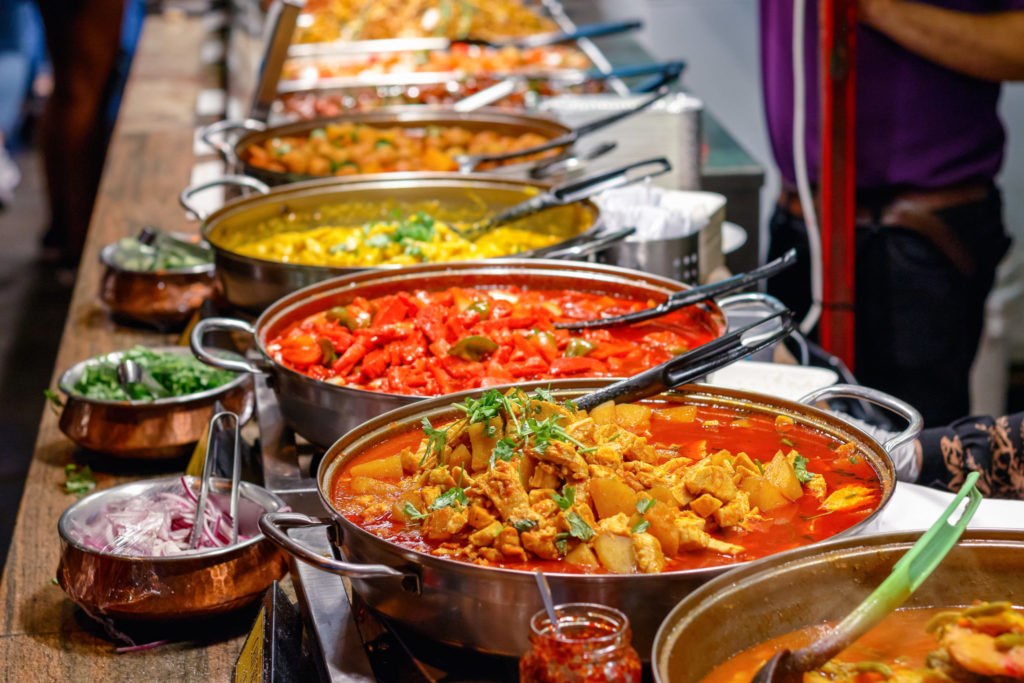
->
<box><xmin>136</xmin><ymin>225</ymin><xmax>213</xmax><ymax>263</ymax></box>
<box><xmin>287</xmin><ymin>19</ymin><xmax>644</xmax><ymax>58</ymax></box>
<box><xmin>750</xmin><ymin>471</ymin><xmax>983</xmax><ymax>683</ymax></box>
<box><xmin>451</xmin><ymin>157</ymin><xmax>671</xmax><ymax>240</ymax></box>
<box><xmin>556</xmin><ymin>249</ymin><xmax>798</xmax><ymax>331</ymax></box>
<box><xmin>454</xmin><ymin>87</ymin><xmax>670</xmax><ymax>172</ymax></box>
<box><xmin>188</xmin><ymin>411</ymin><xmax>242</xmax><ymax>549</ymax></box>
<box><xmin>574</xmin><ymin>309</ymin><xmax>797</xmax><ymax>411</ymax></box>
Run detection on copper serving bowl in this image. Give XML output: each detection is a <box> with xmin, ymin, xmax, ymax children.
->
<box><xmin>98</xmin><ymin>238</ymin><xmax>215</xmax><ymax>330</ymax></box>
<box><xmin>57</xmin><ymin>475</ymin><xmax>288</xmax><ymax>620</ymax></box>
<box><xmin>652</xmin><ymin>530</ymin><xmax>1024</xmax><ymax>682</ymax></box>
<box><xmin>56</xmin><ymin>346</ymin><xmax>254</xmax><ymax>459</ymax></box>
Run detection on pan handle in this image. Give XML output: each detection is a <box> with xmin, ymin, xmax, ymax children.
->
<box><xmin>260</xmin><ymin>512</ymin><xmax>417</xmax><ymax>584</ymax></box>
<box><xmin>179</xmin><ymin>175</ymin><xmax>270</xmax><ymax>221</ymax></box>
<box><xmin>199</xmin><ymin>119</ymin><xmax>267</xmax><ymax>161</ymax></box>
<box><xmin>544</xmin><ymin>227</ymin><xmax>635</xmax><ymax>260</ymax></box>
<box><xmin>798</xmin><ymin>384</ymin><xmax>923</xmax><ymax>454</ymax></box>
<box><xmin>190</xmin><ymin>317</ymin><xmax>263</xmax><ymax>374</ymax></box>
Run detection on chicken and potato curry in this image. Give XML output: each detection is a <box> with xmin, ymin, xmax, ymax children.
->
<box><xmin>703</xmin><ymin>602</ymin><xmax>1024</xmax><ymax>682</ymax></box>
<box><xmin>329</xmin><ymin>389</ymin><xmax>884</xmax><ymax>574</ymax></box>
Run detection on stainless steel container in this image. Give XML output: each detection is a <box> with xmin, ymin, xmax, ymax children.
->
<box><xmin>57</xmin><ymin>475</ymin><xmax>289</xmax><ymax>620</ymax></box>
<box><xmin>190</xmin><ymin>259</ymin><xmax>736</xmax><ymax>448</ymax></box>
<box><xmin>652</xmin><ymin>530</ymin><xmax>1024</xmax><ymax>682</ymax></box>
<box><xmin>258</xmin><ymin>380</ymin><xmax>917</xmax><ymax>658</ymax></box>
<box><xmin>181</xmin><ymin>173</ymin><xmax>602</xmax><ymax>312</ymax></box>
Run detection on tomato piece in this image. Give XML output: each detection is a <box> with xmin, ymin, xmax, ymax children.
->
<box><xmin>361</xmin><ymin>349</ymin><xmax>389</xmax><ymax>378</ymax></box>
<box><xmin>415</xmin><ymin>305</ymin><xmax>446</xmax><ymax>344</ymax></box>
<box><xmin>549</xmin><ymin>356</ymin><xmax>605</xmax><ymax>375</ymax></box>
<box><xmin>428</xmin><ymin>363</ymin><xmax>454</xmax><ymax>394</ymax></box>
<box><xmin>373</xmin><ymin>296</ymin><xmax>410</xmax><ymax>328</ymax></box>
<box><xmin>281</xmin><ymin>344</ymin><xmax>323</xmax><ymax>366</ymax></box>
<box><xmin>333</xmin><ymin>342</ymin><xmax>368</xmax><ymax>375</ymax></box>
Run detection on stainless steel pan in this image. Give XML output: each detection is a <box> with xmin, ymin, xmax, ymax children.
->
<box><xmin>652</xmin><ymin>530</ymin><xmax>1024</xmax><ymax>682</ymax></box>
<box><xmin>257</xmin><ymin>381</ymin><xmax>918</xmax><ymax>658</ymax></box>
<box><xmin>190</xmin><ymin>259</ymin><xmax>739</xmax><ymax>448</ymax></box>
<box><xmin>180</xmin><ymin>173</ymin><xmax>624</xmax><ymax>312</ymax></box>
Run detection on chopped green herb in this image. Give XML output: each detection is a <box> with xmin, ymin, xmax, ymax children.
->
<box><xmin>419</xmin><ymin>417</ymin><xmax>448</xmax><ymax>466</ymax></box>
<box><xmin>792</xmin><ymin>454</ymin><xmax>815</xmax><ymax>483</ymax></box>
<box><xmin>365</xmin><ymin>232</ymin><xmax>392</xmax><ymax>249</ymax></box>
<box><xmin>847</xmin><ymin>455</ymin><xmax>860</xmax><ymax>464</ymax></box>
<box><xmin>489</xmin><ymin>438</ymin><xmax>517</xmax><ymax>469</ymax></box>
<box><xmin>429</xmin><ymin>481</ymin><xmax>469</xmax><ymax>511</ymax></box>
<box><xmin>64</xmin><ymin>464</ymin><xmax>96</xmax><ymax>497</ymax></box>
<box><xmin>636</xmin><ymin>497</ymin><xmax>656</xmax><ymax>514</ymax></box>
<box><xmin>554</xmin><ymin>532</ymin><xmax>569</xmax><ymax>555</ymax></box>
<box><xmin>631</xmin><ymin>519</ymin><xmax>650</xmax><ymax>534</ymax></box>
<box><xmin>454</xmin><ymin>389</ymin><xmax>503</xmax><ymax>424</ymax></box>
<box><xmin>754</xmin><ymin>458</ymin><xmax>765</xmax><ymax>476</ymax></box>
<box><xmin>551</xmin><ymin>486</ymin><xmax>575</xmax><ymax>511</ymax></box>
<box><xmin>532</xmin><ymin>387</ymin><xmax>555</xmax><ymax>403</ymax></box>
<box><xmin>374</xmin><ymin>138</ymin><xmax>394</xmax><ymax>149</ymax></box>
<box><xmin>781</xmin><ymin>437</ymin><xmax>796</xmax><ymax>447</ymax></box>
<box><xmin>50</xmin><ymin>577</ymin><xmax>59</xmax><ymax>585</ymax></box>
<box><xmin>309</xmin><ymin>128</ymin><xmax>326</xmax><ymax>139</ymax></box>
<box><xmin>608</xmin><ymin>432</ymin><xmax>620</xmax><ymax>441</ymax></box>
<box><xmin>512</xmin><ymin>519</ymin><xmax>538</xmax><ymax>532</ymax></box>
<box><xmin>393</xmin><ymin>211</ymin><xmax>436</xmax><ymax>243</ymax></box>
<box><xmin>565</xmin><ymin>510</ymin><xmax>594</xmax><ymax>541</ymax></box>
<box><xmin>44</xmin><ymin>389</ymin><xmax>63</xmax><ymax>415</ymax></box>
<box><xmin>402</xmin><ymin>502</ymin><xmax>429</xmax><ymax>521</ymax></box>
<box><xmin>69</xmin><ymin>347</ymin><xmax>236</xmax><ymax>402</ymax></box>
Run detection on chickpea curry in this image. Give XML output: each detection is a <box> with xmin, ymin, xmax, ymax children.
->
<box><xmin>330</xmin><ymin>389</ymin><xmax>884</xmax><ymax>574</ymax></box>
<box><xmin>703</xmin><ymin>602</ymin><xmax>1024</xmax><ymax>682</ymax></box>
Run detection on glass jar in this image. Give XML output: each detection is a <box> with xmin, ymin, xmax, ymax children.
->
<box><xmin>519</xmin><ymin>603</ymin><xmax>642</xmax><ymax>683</ymax></box>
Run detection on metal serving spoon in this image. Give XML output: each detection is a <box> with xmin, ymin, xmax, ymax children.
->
<box><xmin>574</xmin><ymin>309</ymin><xmax>796</xmax><ymax>411</ymax></box>
<box><xmin>454</xmin><ymin>87</ymin><xmax>669</xmax><ymax>172</ymax></box>
<box><xmin>116</xmin><ymin>359</ymin><xmax>171</xmax><ymax>400</ymax></box>
<box><xmin>450</xmin><ymin>156</ymin><xmax>671</xmax><ymax>241</ymax></box>
<box><xmin>750</xmin><ymin>471</ymin><xmax>983</xmax><ymax>683</ymax></box>
<box><xmin>556</xmin><ymin>249</ymin><xmax>798</xmax><ymax>331</ymax></box>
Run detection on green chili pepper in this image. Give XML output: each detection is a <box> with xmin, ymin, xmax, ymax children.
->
<box><xmin>467</xmin><ymin>300</ymin><xmax>491</xmax><ymax>320</ymax></box>
<box><xmin>564</xmin><ymin>338</ymin><xmax>597</xmax><ymax>358</ymax></box>
<box><xmin>448</xmin><ymin>335</ymin><xmax>499</xmax><ymax>362</ymax></box>
<box><xmin>318</xmin><ymin>338</ymin><xmax>337</xmax><ymax>365</ymax></box>
<box><xmin>374</xmin><ymin>138</ymin><xmax>394</xmax><ymax>149</ymax></box>
<box><xmin>325</xmin><ymin>306</ymin><xmax>370</xmax><ymax>332</ymax></box>
<box><xmin>995</xmin><ymin>633</ymin><xmax>1024</xmax><ymax>651</ymax></box>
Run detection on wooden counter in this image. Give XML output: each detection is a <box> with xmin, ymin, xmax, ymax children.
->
<box><xmin>0</xmin><ymin>14</ymin><xmax>249</xmax><ymax>680</ymax></box>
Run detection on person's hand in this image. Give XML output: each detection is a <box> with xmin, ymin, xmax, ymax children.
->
<box><xmin>858</xmin><ymin>0</ymin><xmax>894</xmax><ymax>27</ymax></box>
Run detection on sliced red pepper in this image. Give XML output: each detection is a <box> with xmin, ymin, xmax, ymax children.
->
<box><xmin>504</xmin><ymin>356</ymin><xmax>549</xmax><ymax>377</ymax></box>
<box><xmin>281</xmin><ymin>344</ymin><xmax>323</xmax><ymax>366</ymax></box>
<box><xmin>361</xmin><ymin>349</ymin><xmax>389</xmax><ymax>378</ymax></box>
<box><xmin>333</xmin><ymin>342</ymin><xmax>368</xmax><ymax>375</ymax></box>
<box><xmin>549</xmin><ymin>356</ymin><xmax>605</xmax><ymax>375</ymax></box>
<box><xmin>373</xmin><ymin>296</ymin><xmax>410</xmax><ymax>328</ymax></box>
<box><xmin>428</xmin><ymin>363</ymin><xmax>455</xmax><ymax>394</ymax></box>
<box><xmin>478</xmin><ymin>315</ymin><xmax>535</xmax><ymax>333</ymax></box>
<box><xmin>415</xmin><ymin>305</ymin><xmax>446</xmax><ymax>344</ymax></box>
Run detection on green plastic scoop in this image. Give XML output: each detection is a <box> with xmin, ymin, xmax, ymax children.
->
<box><xmin>751</xmin><ymin>471</ymin><xmax>983</xmax><ymax>683</ymax></box>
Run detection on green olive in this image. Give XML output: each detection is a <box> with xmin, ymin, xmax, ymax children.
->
<box><xmin>564</xmin><ymin>338</ymin><xmax>597</xmax><ymax>358</ymax></box>
<box><xmin>448</xmin><ymin>335</ymin><xmax>499</xmax><ymax>362</ymax></box>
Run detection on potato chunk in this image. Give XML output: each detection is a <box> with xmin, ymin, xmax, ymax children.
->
<box><xmin>590</xmin><ymin>478</ymin><xmax>638</xmax><ymax>519</ymax></box>
<box><xmin>349</xmin><ymin>454</ymin><xmax>403</xmax><ymax>479</ymax></box>
<box><xmin>615</xmin><ymin>403</ymin><xmax>652</xmax><ymax>432</ymax></box>
<box><xmin>593</xmin><ymin>533</ymin><xmax>637</xmax><ymax>574</ymax></box>
<box><xmin>764</xmin><ymin>450</ymin><xmax>804</xmax><ymax>502</ymax></box>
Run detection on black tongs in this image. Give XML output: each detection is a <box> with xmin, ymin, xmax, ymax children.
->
<box><xmin>574</xmin><ymin>310</ymin><xmax>796</xmax><ymax>411</ymax></box>
<box><xmin>556</xmin><ymin>249</ymin><xmax>798</xmax><ymax>331</ymax></box>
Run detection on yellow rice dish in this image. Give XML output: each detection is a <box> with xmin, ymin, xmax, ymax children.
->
<box><xmin>225</xmin><ymin>212</ymin><xmax>564</xmax><ymax>268</ymax></box>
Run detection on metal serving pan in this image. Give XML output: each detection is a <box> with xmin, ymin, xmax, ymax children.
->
<box><xmin>257</xmin><ymin>380</ymin><xmax>917</xmax><ymax>658</ymax></box>
<box><xmin>179</xmin><ymin>173</ymin><xmax>611</xmax><ymax>312</ymax></box>
<box><xmin>652</xmin><ymin>530</ymin><xmax>1024</xmax><ymax>682</ymax></box>
<box><xmin>190</xmin><ymin>258</ymin><xmax>739</xmax><ymax>448</ymax></box>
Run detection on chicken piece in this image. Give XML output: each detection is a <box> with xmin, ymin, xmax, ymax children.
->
<box><xmin>467</xmin><ymin>504</ymin><xmax>496</xmax><ymax>529</ymax></box>
<box><xmin>421</xmin><ymin>485</ymin><xmax>442</xmax><ymax>508</ymax></box>
<box><xmin>683</xmin><ymin>465</ymin><xmax>738</xmax><ymax>502</ymax></box>
<box><xmin>670</xmin><ymin>482</ymin><xmax>695</xmax><ymax>507</ymax></box>
<box><xmin>806</xmin><ymin>473</ymin><xmax>828</xmax><ymax>500</ymax></box>
<box><xmin>358</xmin><ymin>502</ymin><xmax>391</xmax><ymax>522</ymax></box>
<box><xmin>713</xmin><ymin>491</ymin><xmax>751</xmax><ymax>528</ymax></box>
<box><xmin>476</xmin><ymin>459</ymin><xmax>536</xmax><ymax>522</ymax></box>
<box><xmin>423</xmin><ymin>505</ymin><xmax>469</xmax><ymax>541</ymax></box>
<box><xmin>468</xmin><ymin>520</ymin><xmax>503</xmax><ymax>547</ymax></box>
<box><xmin>589</xmin><ymin>464</ymin><xmax>618</xmax><ymax>481</ymax></box>
<box><xmin>690</xmin><ymin>493</ymin><xmax>724</xmax><ymax>518</ymax></box>
<box><xmin>564</xmin><ymin>416</ymin><xmax>595</xmax><ymax>448</ymax></box>
<box><xmin>587</xmin><ymin>444</ymin><xmax>623</xmax><ymax>468</ymax></box>
<box><xmin>531</xmin><ymin>498</ymin><xmax>559</xmax><ymax>519</ymax></box>
<box><xmin>529</xmin><ymin>462</ymin><xmax>562</xmax><ymax>490</ymax></box>
<box><xmin>621</xmin><ymin>460</ymin><xmax>660</xmax><ymax>489</ymax></box>
<box><xmin>675</xmin><ymin>512</ymin><xmax>710</xmax><ymax>551</ymax></box>
<box><xmin>822</xmin><ymin>485</ymin><xmax>875</xmax><ymax>511</ymax></box>
<box><xmin>521</xmin><ymin>526</ymin><xmax>561</xmax><ymax>560</ymax></box>
<box><xmin>528</xmin><ymin>488</ymin><xmax>558</xmax><ymax>506</ymax></box>
<box><xmin>399</xmin><ymin>447</ymin><xmax>420</xmax><ymax>474</ymax></box>
<box><xmin>496</xmin><ymin>525</ymin><xmax>528</xmax><ymax>562</ymax></box>
<box><xmin>477</xmin><ymin>547</ymin><xmax>502</xmax><ymax>563</ymax></box>
<box><xmin>594</xmin><ymin>512</ymin><xmax>632</xmax><ymax>537</ymax></box>
<box><xmin>621</xmin><ymin>432</ymin><xmax>659</xmax><ymax>464</ymax></box>
<box><xmin>569</xmin><ymin>501</ymin><xmax>597</xmax><ymax>528</ymax></box>
<box><xmin>531</xmin><ymin>440</ymin><xmax>589</xmax><ymax>480</ymax></box>
<box><xmin>633</xmin><ymin>532</ymin><xmax>666</xmax><ymax>573</ymax></box>
<box><xmin>706</xmin><ymin>537</ymin><xmax>744</xmax><ymax>555</ymax></box>
<box><xmin>426</xmin><ymin>467</ymin><xmax>456</xmax><ymax>489</ymax></box>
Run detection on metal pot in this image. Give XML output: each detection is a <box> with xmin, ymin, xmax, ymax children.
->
<box><xmin>258</xmin><ymin>380</ymin><xmax>919</xmax><ymax>658</ymax></box>
<box><xmin>188</xmin><ymin>259</ymin><xmax>780</xmax><ymax>449</ymax></box>
<box><xmin>652</xmin><ymin>529</ymin><xmax>1024</xmax><ymax>682</ymax></box>
<box><xmin>56</xmin><ymin>346</ymin><xmax>254</xmax><ymax>459</ymax></box>
<box><xmin>57</xmin><ymin>475</ymin><xmax>288</xmax><ymax>620</ymax></box>
<box><xmin>180</xmin><ymin>173</ymin><xmax>611</xmax><ymax>312</ymax></box>
<box><xmin>200</xmin><ymin>107</ymin><xmax>593</xmax><ymax>185</ymax></box>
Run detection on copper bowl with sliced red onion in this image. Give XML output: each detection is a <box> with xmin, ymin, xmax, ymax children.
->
<box><xmin>56</xmin><ymin>475</ymin><xmax>288</xmax><ymax>621</ymax></box>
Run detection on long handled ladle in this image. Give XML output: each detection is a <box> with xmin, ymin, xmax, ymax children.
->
<box><xmin>556</xmin><ymin>248</ymin><xmax>798</xmax><ymax>331</ymax></box>
<box><xmin>750</xmin><ymin>470</ymin><xmax>983</xmax><ymax>683</ymax></box>
<box><xmin>451</xmin><ymin>156</ymin><xmax>671</xmax><ymax>241</ymax></box>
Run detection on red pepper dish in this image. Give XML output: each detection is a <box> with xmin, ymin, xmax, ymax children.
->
<box><xmin>266</xmin><ymin>286</ymin><xmax>721</xmax><ymax>396</ymax></box>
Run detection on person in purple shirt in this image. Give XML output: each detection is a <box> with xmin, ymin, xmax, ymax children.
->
<box><xmin>762</xmin><ymin>0</ymin><xmax>1024</xmax><ymax>427</ymax></box>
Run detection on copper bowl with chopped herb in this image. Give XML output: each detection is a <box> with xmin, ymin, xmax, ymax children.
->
<box><xmin>54</xmin><ymin>346</ymin><xmax>254</xmax><ymax>459</ymax></box>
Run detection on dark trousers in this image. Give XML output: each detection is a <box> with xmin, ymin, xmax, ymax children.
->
<box><xmin>766</xmin><ymin>187</ymin><xmax>1011</xmax><ymax>427</ymax></box>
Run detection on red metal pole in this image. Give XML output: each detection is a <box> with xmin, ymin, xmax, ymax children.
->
<box><xmin>818</xmin><ymin>0</ymin><xmax>857</xmax><ymax>369</ymax></box>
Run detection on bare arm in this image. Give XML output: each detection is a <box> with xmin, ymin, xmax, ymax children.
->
<box><xmin>859</xmin><ymin>0</ymin><xmax>1024</xmax><ymax>81</ymax></box>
